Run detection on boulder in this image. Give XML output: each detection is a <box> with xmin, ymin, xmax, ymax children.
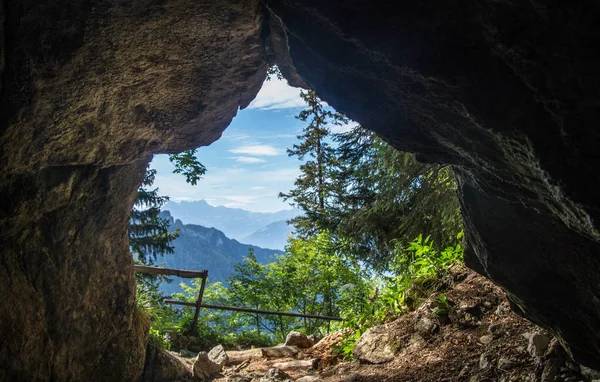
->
<box><xmin>208</xmin><ymin>345</ymin><xmax>229</xmax><ymax>367</ymax></box>
<box><xmin>193</xmin><ymin>352</ymin><xmax>222</xmax><ymax>381</ymax></box>
<box><xmin>285</xmin><ymin>331</ymin><xmax>313</xmax><ymax>349</ymax></box>
<box><xmin>353</xmin><ymin>326</ymin><xmax>397</xmax><ymax>364</ymax></box>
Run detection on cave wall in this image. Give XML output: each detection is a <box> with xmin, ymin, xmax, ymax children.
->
<box><xmin>265</xmin><ymin>0</ymin><xmax>600</xmax><ymax>367</ymax></box>
<box><xmin>0</xmin><ymin>0</ymin><xmax>267</xmax><ymax>380</ymax></box>
<box><xmin>1</xmin><ymin>0</ymin><xmax>600</xmax><ymax>378</ymax></box>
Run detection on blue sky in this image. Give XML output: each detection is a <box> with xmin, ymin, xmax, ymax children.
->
<box><xmin>151</xmin><ymin>77</ymin><xmax>354</xmax><ymax>213</ymax></box>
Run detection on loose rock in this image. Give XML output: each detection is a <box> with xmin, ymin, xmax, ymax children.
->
<box><xmin>479</xmin><ymin>353</ymin><xmax>490</xmax><ymax>369</ymax></box>
<box><xmin>259</xmin><ymin>368</ymin><xmax>292</xmax><ymax>382</ymax></box>
<box><xmin>208</xmin><ymin>344</ymin><xmax>229</xmax><ymax>367</ymax></box>
<box><xmin>353</xmin><ymin>326</ymin><xmax>397</xmax><ymax>364</ymax></box>
<box><xmin>527</xmin><ymin>333</ymin><xmax>551</xmax><ymax>358</ymax></box>
<box><xmin>296</xmin><ymin>376</ymin><xmax>320</xmax><ymax>382</ymax></box>
<box><xmin>193</xmin><ymin>351</ymin><xmax>222</xmax><ymax>381</ymax></box>
<box><xmin>285</xmin><ymin>331</ymin><xmax>313</xmax><ymax>349</ymax></box>
<box><xmin>415</xmin><ymin>316</ymin><xmax>438</xmax><ymax>339</ymax></box>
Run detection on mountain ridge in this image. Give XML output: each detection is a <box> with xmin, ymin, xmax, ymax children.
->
<box><xmin>155</xmin><ymin>211</ymin><xmax>283</xmax><ymax>294</ymax></box>
<box><xmin>164</xmin><ymin>200</ymin><xmax>299</xmax><ymax>240</ymax></box>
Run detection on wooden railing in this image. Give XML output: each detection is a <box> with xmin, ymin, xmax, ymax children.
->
<box><xmin>134</xmin><ymin>265</ymin><xmax>343</xmax><ymax>333</ymax></box>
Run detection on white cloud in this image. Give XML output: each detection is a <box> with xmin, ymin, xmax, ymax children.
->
<box><xmin>252</xmin><ymin>186</ymin><xmax>266</xmax><ymax>190</ymax></box>
<box><xmin>230</xmin><ymin>145</ymin><xmax>281</xmax><ymax>156</ymax></box>
<box><xmin>248</xmin><ymin>78</ymin><xmax>305</xmax><ymax>110</ymax></box>
<box><xmin>231</xmin><ymin>156</ymin><xmax>266</xmax><ymax>164</ymax></box>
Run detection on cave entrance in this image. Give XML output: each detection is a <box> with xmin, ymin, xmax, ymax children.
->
<box><xmin>134</xmin><ymin>71</ymin><xmax>463</xmax><ymax>350</ymax></box>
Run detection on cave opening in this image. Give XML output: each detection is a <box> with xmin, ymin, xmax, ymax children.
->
<box><xmin>2</xmin><ymin>0</ymin><xmax>600</xmax><ymax>379</ymax></box>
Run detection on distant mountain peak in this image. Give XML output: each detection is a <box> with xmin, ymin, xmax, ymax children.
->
<box><xmin>164</xmin><ymin>200</ymin><xmax>300</xmax><ymax>241</ymax></box>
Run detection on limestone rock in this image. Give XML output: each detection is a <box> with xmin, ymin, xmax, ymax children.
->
<box><xmin>479</xmin><ymin>353</ymin><xmax>490</xmax><ymax>370</ymax></box>
<box><xmin>414</xmin><ymin>316</ymin><xmax>439</xmax><ymax>339</ymax></box>
<box><xmin>208</xmin><ymin>345</ymin><xmax>229</xmax><ymax>367</ymax></box>
<box><xmin>193</xmin><ymin>352</ymin><xmax>222</xmax><ymax>381</ymax></box>
<box><xmin>142</xmin><ymin>346</ymin><xmax>191</xmax><ymax>382</ymax></box>
<box><xmin>272</xmin><ymin>359</ymin><xmax>317</xmax><ymax>370</ymax></box>
<box><xmin>353</xmin><ymin>326</ymin><xmax>397</xmax><ymax>364</ymax></box>
<box><xmin>285</xmin><ymin>331</ymin><xmax>313</xmax><ymax>349</ymax></box>
<box><xmin>259</xmin><ymin>368</ymin><xmax>292</xmax><ymax>382</ymax></box>
<box><xmin>266</xmin><ymin>0</ymin><xmax>600</xmax><ymax>369</ymax></box>
<box><xmin>479</xmin><ymin>335</ymin><xmax>493</xmax><ymax>345</ymax></box>
<box><xmin>526</xmin><ymin>333</ymin><xmax>551</xmax><ymax>358</ymax></box>
<box><xmin>296</xmin><ymin>376</ymin><xmax>321</xmax><ymax>382</ymax></box>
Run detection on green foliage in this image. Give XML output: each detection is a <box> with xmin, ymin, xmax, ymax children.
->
<box><xmin>148</xmin><ymin>328</ymin><xmax>172</xmax><ymax>350</ymax></box>
<box><xmin>130</xmin><ymin>169</ymin><xmax>180</xmax><ymax>265</ymax></box>
<box><xmin>266</xmin><ymin>65</ymin><xmax>284</xmax><ymax>81</ymax></box>
<box><xmin>335</xmin><ymin>233</ymin><xmax>464</xmax><ymax>358</ymax></box>
<box><xmin>169</xmin><ymin>149</ymin><xmax>206</xmax><ymax>186</ymax></box>
<box><xmin>326</xmin><ymin>127</ymin><xmax>462</xmax><ymax>270</ymax></box>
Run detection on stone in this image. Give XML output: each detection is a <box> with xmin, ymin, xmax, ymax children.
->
<box><xmin>259</xmin><ymin>368</ymin><xmax>292</xmax><ymax>382</ymax></box>
<box><xmin>414</xmin><ymin>316</ymin><xmax>439</xmax><ymax>339</ymax></box>
<box><xmin>497</xmin><ymin>357</ymin><xmax>517</xmax><ymax>370</ymax></box>
<box><xmin>353</xmin><ymin>326</ymin><xmax>397</xmax><ymax>364</ymax></box>
<box><xmin>208</xmin><ymin>345</ymin><xmax>229</xmax><ymax>368</ymax></box>
<box><xmin>479</xmin><ymin>353</ymin><xmax>490</xmax><ymax>369</ymax></box>
<box><xmin>343</xmin><ymin>374</ymin><xmax>361</xmax><ymax>382</ymax></box>
<box><xmin>272</xmin><ymin>359</ymin><xmax>317</xmax><ymax>370</ymax></box>
<box><xmin>227</xmin><ymin>376</ymin><xmax>253</xmax><ymax>382</ymax></box>
<box><xmin>488</xmin><ymin>323</ymin><xmax>503</xmax><ymax>338</ymax></box>
<box><xmin>285</xmin><ymin>331</ymin><xmax>313</xmax><ymax>349</ymax></box>
<box><xmin>307</xmin><ymin>334</ymin><xmax>319</xmax><ymax>346</ymax></box>
<box><xmin>479</xmin><ymin>335</ymin><xmax>493</xmax><ymax>345</ymax></box>
<box><xmin>580</xmin><ymin>365</ymin><xmax>600</xmax><ymax>380</ymax></box>
<box><xmin>527</xmin><ymin>333</ymin><xmax>552</xmax><ymax>358</ymax></box>
<box><xmin>142</xmin><ymin>346</ymin><xmax>191</xmax><ymax>382</ymax></box>
<box><xmin>296</xmin><ymin>376</ymin><xmax>320</xmax><ymax>382</ymax></box>
<box><xmin>193</xmin><ymin>352</ymin><xmax>222</xmax><ymax>381</ymax></box>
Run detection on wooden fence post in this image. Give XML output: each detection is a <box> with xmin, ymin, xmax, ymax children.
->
<box><xmin>190</xmin><ymin>271</ymin><xmax>208</xmax><ymax>334</ymax></box>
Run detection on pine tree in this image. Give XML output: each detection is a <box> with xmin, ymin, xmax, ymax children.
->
<box><xmin>129</xmin><ymin>169</ymin><xmax>180</xmax><ymax>265</ymax></box>
<box><xmin>279</xmin><ymin>90</ymin><xmax>348</xmax><ymax>235</ymax></box>
<box><xmin>328</xmin><ymin>127</ymin><xmax>462</xmax><ymax>269</ymax></box>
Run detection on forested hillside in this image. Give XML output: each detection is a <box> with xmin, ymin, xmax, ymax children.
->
<box><xmin>154</xmin><ymin>211</ymin><xmax>280</xmax><ymax>294</ymax></box>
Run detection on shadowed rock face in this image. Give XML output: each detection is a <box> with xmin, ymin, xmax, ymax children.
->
<box><xmin>265</xmin><ymin>0</ymin><xmax>600</xmax><ymax>367</ymax></box>
<box><xmin>1</xmin><ymin>0</ymin><xmax>599</xmax><ymax>378</ymax></box>
<box><xmin>0</xmin><ymin>0</ymin><xmax>267</xmax><ymax>380</ymax></box>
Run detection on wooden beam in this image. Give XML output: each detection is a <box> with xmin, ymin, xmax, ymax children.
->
<box><xmin>162</xmin><ymin>300</ymin><xmax>343</xmax><ymax>321</ymax></box>
<box><xmin>134</xmin><ymin>265</ymin><xmax>207</xmax><ymax>279</ymax></box>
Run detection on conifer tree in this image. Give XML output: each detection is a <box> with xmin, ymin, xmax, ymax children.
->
<box><xmin>129</xmin><ymin>169</ymin><xmax>179</xmax><ymax>265</ymax></box>
<box><xmin>279</xmin><ymin>90</ymin><xmax>348</xmax><ymax>235</ymax></box>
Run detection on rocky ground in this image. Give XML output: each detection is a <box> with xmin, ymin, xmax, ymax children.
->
<box><xmin>148</xmin><ymin>268</ymin><xmax>599</xmax><ymax>382</ymax></box>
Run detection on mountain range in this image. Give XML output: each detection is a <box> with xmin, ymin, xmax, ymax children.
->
<box><xmin>164</xmin><ymin>200</ymin><xmax>299</xmax><ymax>249</ymax></box>
<box><xmin>155</xmin><ymin>211</ymin><xmax>282</xmax><ymax>294</ymax></box>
